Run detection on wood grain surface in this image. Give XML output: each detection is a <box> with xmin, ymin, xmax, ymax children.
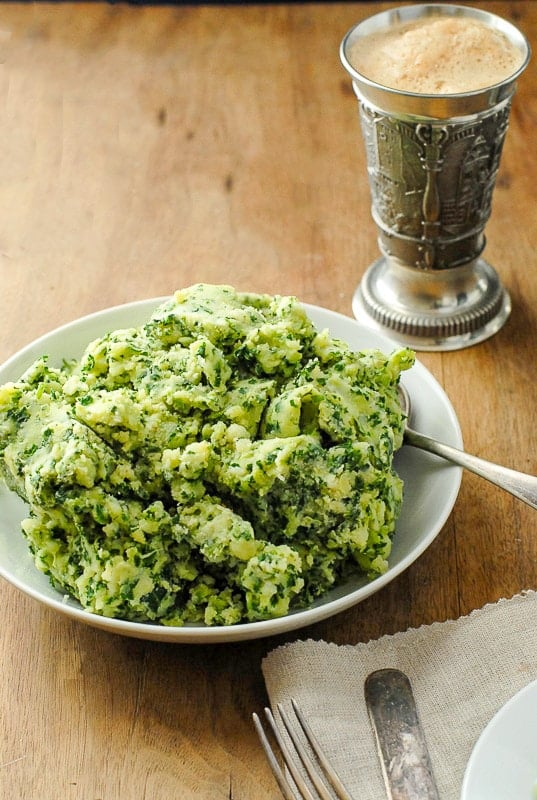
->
<box><xmin>0</xmin><ymin>2</ymin><xmax>536</xmax><ymax>798</ymax></box>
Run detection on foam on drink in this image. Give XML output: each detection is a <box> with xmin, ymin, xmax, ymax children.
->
<box><xmin>347</xmin><ymin>16</ymin><xmax>525</xmax><ymax>94</ymax></box>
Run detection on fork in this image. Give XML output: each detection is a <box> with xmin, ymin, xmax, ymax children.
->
<box><xmin>252</xmin><ymin>699</ymin><xmax>354</xmax><ymax>800</ymax></box>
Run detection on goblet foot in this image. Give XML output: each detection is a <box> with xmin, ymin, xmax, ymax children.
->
<box><xmin>352</xmin><ymin>257</ymin><xmax>511</xmax><ymax>351</ymax></box>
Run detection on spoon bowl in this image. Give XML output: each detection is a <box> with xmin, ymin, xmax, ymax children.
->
<box><xmin>398</xmin><ymin>383</ymin><xmax>537</xmax><ymax>510</ymax></box>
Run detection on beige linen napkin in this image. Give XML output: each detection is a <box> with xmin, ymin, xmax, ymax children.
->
<box><xmin>262</xmin><ymin>590</ymin><xmax>537</xmax><ymax>799</ymax></box>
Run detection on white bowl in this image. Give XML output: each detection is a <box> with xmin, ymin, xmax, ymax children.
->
<box><xmin>0</xmin><ymin>299</ymin><xmax>462</xmax><ymax>643</ymax></box>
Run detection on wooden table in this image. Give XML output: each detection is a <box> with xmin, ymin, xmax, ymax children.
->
<box><xmin>0</xmin><ymin>2</ymin><xmax>536</xmax><ymax>797</ymax></box>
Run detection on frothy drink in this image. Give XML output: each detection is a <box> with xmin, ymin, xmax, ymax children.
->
<box><xmin>340</xmin><ymin>6</ymin><xmax>530</xmax><ymax>348</ymax></box>
<box><xmin>348</xmin><ymin>16</ymin><xmax>525</xmax><ymax>94</ymax></box>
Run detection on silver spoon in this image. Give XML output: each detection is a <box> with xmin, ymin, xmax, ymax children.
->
<box><xmin>398</xmin><ymin>384</ymin><xmax>537</xmax><ymax>511</ymax></box>
<box><xmin>365</xmin><ymin>668</ymin><xmax>439</xmax><ymax>800</ymax></box>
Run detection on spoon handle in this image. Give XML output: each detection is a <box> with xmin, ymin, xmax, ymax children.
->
<box><xmin>405</xmin><ymin>427</ymin><xmax>537</xmax><ymax>510</ymax></box>
<box><xmin>365</xmin><ymin>669</ymin><xmax>440</xmax><ymax>800</ymax></box>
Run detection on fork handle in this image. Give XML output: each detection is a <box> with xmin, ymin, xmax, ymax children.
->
<box><xmin>404</xmin><ymin>427</ymin><xmax>537</xmax><ymax>511</ymax></box>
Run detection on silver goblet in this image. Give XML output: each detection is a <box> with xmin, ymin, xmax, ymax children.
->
<box><xmin>340</xmin><ymin>4</ymin><xmax>530</xmax><ymax>351</ymax></box>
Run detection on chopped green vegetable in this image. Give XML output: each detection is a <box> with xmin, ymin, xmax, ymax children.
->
<box><xmin>0</xmin><ymin>284</ymin><xmax>414</xmax><ymax>625</ymax></box>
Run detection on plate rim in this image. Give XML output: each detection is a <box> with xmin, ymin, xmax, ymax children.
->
<box><xmin>460</xmin><ymin>677</ymin><xmax>537</xmax><ymax>799</ymax></box>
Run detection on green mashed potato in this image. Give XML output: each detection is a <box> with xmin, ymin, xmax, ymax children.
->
<box><xmin>0</xmin><ymin>284</ymin><xmax>414</xmax><ymax>625</ymax></box>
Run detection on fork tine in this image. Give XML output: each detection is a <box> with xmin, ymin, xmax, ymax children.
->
<box><xmin>260</xmin><ymin>706</ymin><xmax>317</xmax><ymax>800</ymax></box>
<box><xmin>254</xmin><ymin>701</ymin><xmax>355</xmax><ymax>800</ymax></box>
<box><xmin>277</xmin><ymin>703</ymin><xmax>334</xmax><ymax>800</ymax></box>
<box><xmin>278</xmin><ymin>701</ymin><xmax>354</xmax><ymax>800</ymax></box>
<box><xmin>290</xmin><ymin>699</ymin><xmax>354</xmax><ymax>800</ymax></box>
<box><xmin>252</xmin><ymin>711</ymin><xmax>300</xmax><ymax>800</ymax></box>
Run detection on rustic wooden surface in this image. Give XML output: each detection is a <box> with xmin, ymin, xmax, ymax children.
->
<box><xmin>0</xmin><ymin>2</ymin><xmax>536</xmax><ymax>797</ymax></box>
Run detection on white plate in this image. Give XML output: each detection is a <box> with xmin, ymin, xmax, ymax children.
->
<box><xmin>0</xmin><ymin>299</ymin><xmax>462</xmax><ymax>643</ymax></box>
<box><xmin>461</xmin><ymin>679</ymin><xmax>537</xmax><ymax>800</ymax></box>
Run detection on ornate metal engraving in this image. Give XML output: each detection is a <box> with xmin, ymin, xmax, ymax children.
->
<box><xmin>358</xmin><ymin>100</ymin><xmax>512</xmax><ymax>270</ymax></box>
<box><xmin>340</xmin><ymin>4</ymin><xmax>529</xmax><ymax>348</ymax></box>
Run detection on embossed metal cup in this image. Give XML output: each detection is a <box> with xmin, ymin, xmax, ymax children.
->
<box><xmin>340</xmin><ymin>4</ymin><xmax>530</xmax><ymax>350</ymax></box>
